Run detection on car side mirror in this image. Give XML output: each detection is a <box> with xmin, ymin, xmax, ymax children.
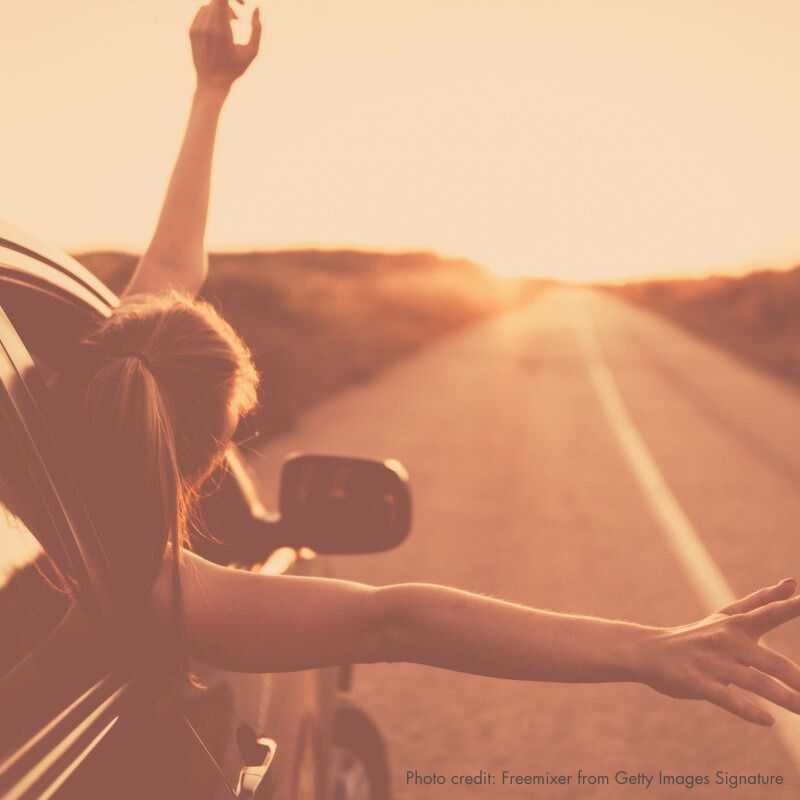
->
<box><xmin>278</xmin><ymin>454</ymin><xmax>411</xmax><ymax>554</ymax></box>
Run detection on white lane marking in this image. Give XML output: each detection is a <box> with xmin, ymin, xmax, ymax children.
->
<box><xmin>571</xmin><ymin>307</ymin><xmax>800</xmax><ymax>768</ymax></box>
<box><xmin>572</xmin><ymin>313</ymin><xmax>730</xmax><ymax>609</ymax></box>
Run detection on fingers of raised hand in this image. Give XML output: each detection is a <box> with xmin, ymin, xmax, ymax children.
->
<box><xmin>211</xmin><ymin>0</ymin><xmax>231</xmax><ymax>17</ymax></box>
<box><xmin>190</xmin><ymin>1</ymin><xmax>232</xmax><ymax>39</ymax></box>
<box><xmin>704</xmin><ymin>684</ymin><xmax>774</xmax><ymax>726</ymax></box>
<box><xmin>208</xmin><ymin>0</ymin><xmax>234</xmax><ymax>37</ymax></box>
<box><xmin>247</xmin><ymin>7</ymin><xmax>262</xmax><ymax>52</ymax></box>
<box><xmin>190</xmin><ymin>5</ymin><xmax>210</xmax><ymax>35</ymax></box>
<box><xmin>210</xmin><ymin>0</ymin><xmax>247</xmax><ymax>24</ymax></box>
<box><xmin>720</xmin><ymin>578</ymin><xmax>796</xmax><ymax>616</ymax></box>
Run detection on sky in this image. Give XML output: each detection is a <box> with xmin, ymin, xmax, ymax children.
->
<box><xmin>2</xmin><ymin>1</ymin><xmax>800</xmax><ymax>281</ymax></box>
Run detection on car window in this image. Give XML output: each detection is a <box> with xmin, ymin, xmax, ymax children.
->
<box><xmin>0</xmin><ymin>396</ymin><xmax>105</xmax><ymax>758</ymax></box>
<box><xmin>0</xmin><ymin>276</ymin><xmax>103</xmax><ymax>383</ymax></box>
<box><xmin>0</xmin><ymin>498</ymin><xmax>69</xmax><ymax>678</ymax></box>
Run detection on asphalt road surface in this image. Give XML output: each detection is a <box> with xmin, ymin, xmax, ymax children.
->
<box><xmin>249</xmin><ymin>287</ymin><xmax>800</xmax><ymax>799</ymax></box>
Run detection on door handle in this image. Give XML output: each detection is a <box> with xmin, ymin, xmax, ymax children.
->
<box><xmin>236</xmin><ymin>737</ymin><xmax>277</xmax><ymax>799</ymax></box>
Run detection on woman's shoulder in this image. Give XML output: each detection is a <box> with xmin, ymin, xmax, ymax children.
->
<box><xmin>149</xmin><ymin>548</ymin><xmax>219</xmax><ymax>629</ymax></box>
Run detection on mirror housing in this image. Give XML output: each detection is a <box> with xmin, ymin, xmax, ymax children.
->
<box><xmin>277</xmin><ymin>454</ymin><xmax>411</xmax><ymax>554</ymax></box>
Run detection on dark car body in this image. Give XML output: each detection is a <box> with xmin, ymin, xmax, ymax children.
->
<box><xmin>0</xmin><ymin>223</ymin><xmax>407</xmax><ymax>800</ymax></box>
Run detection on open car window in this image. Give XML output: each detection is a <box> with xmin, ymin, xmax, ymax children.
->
<box><xmin>0</xmin><ymin>484</ymin><xmax>69</xmax><ymax>677</ymax></box>
<box><xmin>0</xmin><ymin>396</ymin><xmax>106</xmax><ymax>759</ymax></box>
<box><xmin>0</xmin><ymin>274</ymin><xmax>104</xmax><ymax>384</ymax></box>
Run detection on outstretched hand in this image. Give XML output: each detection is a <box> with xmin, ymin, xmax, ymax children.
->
<box><xmin>190</xmin><ymin>0</ymin><xmax>262</xmax><ymax>91</ymax></box>
<box><xmin>642</xmin><ymin>578</ymin><xmax>800</xmax><ymax>725</ymax></box>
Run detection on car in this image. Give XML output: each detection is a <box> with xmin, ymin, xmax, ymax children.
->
<box><xmin>0</xmin><ymin>221</ymin><xmax>412</xmax><ymax>800</ymax></box>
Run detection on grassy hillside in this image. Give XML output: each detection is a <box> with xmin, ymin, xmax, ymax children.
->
<box><xmin>609</xmin><ymin>266</ymin><xmax>800</xmax><ymax>386</ymax></box>
<box><xmin>75</xmin><ymin>249</ymin><xmax>543</xmax><ymax>439</ymax></box>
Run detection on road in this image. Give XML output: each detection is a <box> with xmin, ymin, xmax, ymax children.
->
<box><xmin>249</xmin><ymin>287</ymin><xmax>800</xmax><ymax>799</ymax></box>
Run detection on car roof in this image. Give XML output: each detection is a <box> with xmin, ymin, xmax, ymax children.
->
<box><xmin>0</xmin><ymin>220</ymin><xmax>117</xmax><ymax>312</ymax></box>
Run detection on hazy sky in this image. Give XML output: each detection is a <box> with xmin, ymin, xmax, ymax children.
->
<box><xmin>3</xmin><ymin>1</ymin><xmax>800</xmax><ymax>280</ymax></box>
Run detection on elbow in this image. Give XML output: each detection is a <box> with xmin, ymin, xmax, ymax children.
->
<box><xmin>165</xmin><ymin>256</ymin><xmax>208</xmax><ymax>297</ymax></box>
<box><xmin>126</xmin><ymin>252</ymin><xmax>208</xmax><ymax>299</ymax></box>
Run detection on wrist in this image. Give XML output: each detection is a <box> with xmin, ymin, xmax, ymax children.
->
<box><xmin>194</xmin><ymin>82</ymin><xmax>231</xmax><ymax>106</ymax></box>
<box><xmin>616</xmin><ymin>622</ymin><xmax>664</xmax><ymax>684</ymax></box>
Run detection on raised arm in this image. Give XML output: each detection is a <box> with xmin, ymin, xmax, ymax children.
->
<box><xmin>161</xmin><ymin>553</ymin><xmax>800</xmax><ymax>727</ymax></box>
<box><xmin>123</xmin><ymin>0</ymin><xmax>261</xmax><ymax>298</ymax></box>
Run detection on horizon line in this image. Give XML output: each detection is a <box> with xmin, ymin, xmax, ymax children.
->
<box><xmin>69</xmin><ymin>241</ymin><xmax>800</xmax><ymax>285</ymax></box>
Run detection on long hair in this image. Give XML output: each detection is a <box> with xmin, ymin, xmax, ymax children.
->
<box><xmin>52</xmin><ymin>290</ymin><xmax>259</xmax><ymax>677</ymax></box>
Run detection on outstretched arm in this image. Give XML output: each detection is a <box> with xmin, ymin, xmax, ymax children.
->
<box><xmin>123</xmin><ymin>0</ymin><xmax>261</xmax><ymax>298</ymax></box>
<box><xmin>160</xmin><ymin>553</ymin><xmax>800</xmax><ymax>727</ymax></box>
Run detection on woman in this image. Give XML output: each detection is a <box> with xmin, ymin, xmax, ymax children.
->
<box><xmin>58</xmin><ymin>0</ymin><xmax>800</xmax><ymax>729</ymax></box>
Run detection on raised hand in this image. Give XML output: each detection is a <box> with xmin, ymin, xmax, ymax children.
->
<box><xmin>641</xmin><ymin>578</ymin><xmax>800</xmax><ymax>725</ymax></box>
<box><xmin>190</xmin><ymin>0</ymin><xmax>262</xmax><ymax>91</ymax></box>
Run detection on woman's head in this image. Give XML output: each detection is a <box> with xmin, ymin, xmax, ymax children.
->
<box><xmin>54</xmin><ymin>291</ymin><xmax>259</xmax><ymax>600</ymax></box>
<box><xmin>81</xmin><ymin>291</ymin><xmax>258</xmax><ymax>482</ymax></box>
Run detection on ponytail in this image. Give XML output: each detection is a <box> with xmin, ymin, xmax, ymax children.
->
<box><xmin>71</xmin><ymin>354</ymin><xmax>188</xmax><ymax>678</ymax></box>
